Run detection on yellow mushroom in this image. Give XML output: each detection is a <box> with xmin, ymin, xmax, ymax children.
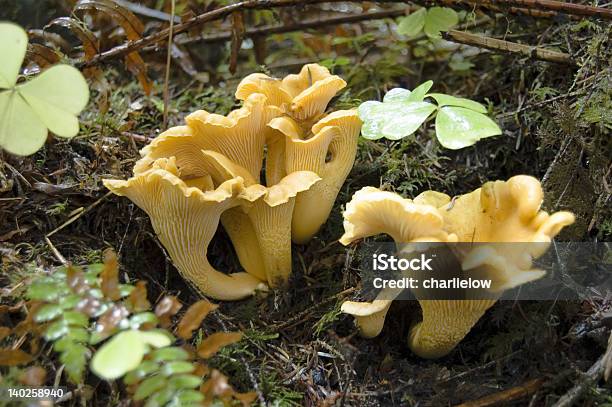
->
<box><xmin>133</xmin><ymin>93</ymin><xmax>281</xmax><ymax>179</ymax></box>
<box><xmin>235</xmin><ymin>63</ymin><xmax>346</xmax><ymax>125</ymax></box>
<box><xmin>103</xmin><ymin>158</ymin><xmax>268</xmax><ymax>301</ymax></box>
<box><xmin>339</xmin><ymin>176</ymin><xmax>575</xmax><ymax>358</ymax></box>
<box><xmin>268</xmin><ymin>110</ymin><xmax>362</xmax><ymax>243</ymax></box>
<box><xmin>200</xmin><ymin>150</ymin><xmax>321</xmax><ymax>287</ymax></box>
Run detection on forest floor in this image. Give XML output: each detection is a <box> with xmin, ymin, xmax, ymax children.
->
<box><xmin>1</xmin><ymin>1</ymin><xmax>611</xmax><ymax>406</ymax></box>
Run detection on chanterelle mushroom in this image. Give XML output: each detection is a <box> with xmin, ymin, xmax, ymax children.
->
<box><xmin>268</xmin><ymin>110</ymin><xmax>362</xmax><ymax>243</ymax></box>
<box><xmin>235</xmin><ymin>63</ymin><xmax>346</xmax><ymax>126</ymax></box>
<box><xmin>340</xmin><ymin>176</ymin><xmax>575</xmax><ymax>358</ymax></box>
<box><xmin>103</xmin><ymin>158</ymin><xmax>267</xmax><ymax>301</ymax></box>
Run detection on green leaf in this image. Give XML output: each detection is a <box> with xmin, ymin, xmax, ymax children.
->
<box><xmin>359</xmin><ymin>99</ymin><xmax>436</xmax><ymax>140</ymax></box>
<box><xmin>176</xmin><ymin>390</ymin><xmax>204</xmax><ymax>404</ymax></box>
<box><xmin>124</xmin><ymin>360</ymin><xmax>160</xmax><ymax>385</ymax></box>
<box><xmin>0</xmin><ymin>90</ymin><xmax>48</xmax><ymax>156</ymax></box>
<box><xmin>397</xmin><ymin>8</ymin><xmax>426</xmax><ymax>37</ymax></box>
<box><xmin>45</xmin><ymin>320</ymin><xmax>69</xmax><ymax>341</ymax></box>
<box><xmin>162</xmin><ymin>361</ymin><xmax>195</xmax><ymax>376</ymax></box>
<box><xmin>435</xmin><ymin>106</ymin><xmax>501</xmax><ymax>149</ymax></box>
<box><xmin>427</xmin><ymin>93</ymin><xmax>487</xmax><ymax>113</ymax></box>
<box><xmin>35</xmin><ymin>304</ymin><xmax>63</xmax><ymax>322</ymax></box>
<box><xmin>137</xmin><ymin>330</ymin><xmax>173</xmax><ymax>348</ymax></box>
<box><xmin>147</xmin><ymin>388</ymin><xmax>175</xmax><ymax>406</ymax></box>
<box><xmin>408</xmin><ymin>81</ymin><xmax>434</xmax><ymax>102</ymax></box>
<box><xmin>151</xmin><ymin>347</ymin><xmax>190</xmax><ymax>362</ymax></box>
<box><xmin>18</xmin><ymin>65</ymin><xmax>89</xmax><ymax>138</ymax></box>
<box><xmin>64</xmin><ymin>311</ymin><xmax>89</xmax><ymax>327</ymax></box>
<box><xmin>91</xmin><ymin>330</ymin><xmax>146</xmax><ymax>380</ymax></box>
<box><xmin>424</xmin><ymin>7</ymin><xmax>458</xmax><ymax>39</ymax></box>
<box><xmin>130</xmin><ymin>312</ymin><xmax>159</xmax><ymax>329</ymax></box>
<box><xmin>60</xmin><ymin>343</ymin><xmax>89</xmax><ymax>383</ymax></box>
<box><xmin>0</xmin><ymin>23</ymin><xmax>27</xmax><ymax>89</ymax></box>
<box><xmin>168</xmin><ymin>374</ymin><xmax>202</xmax><ymax>389</ymax></box>
<box><xmin>134</xmin><ymin>374</ymin><xmax>166</xmax><ymax>400</ymax></box>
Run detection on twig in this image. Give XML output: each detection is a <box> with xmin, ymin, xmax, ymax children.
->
<box><xmin>552</xmin><ymin>353</ymin><xmax>607</xmax><ymax>407</ymax></box>
<box><xmin>114</xmin><ymin>0</ymin><xmax>181</xmax><ymax>23</ymax></box>
<box><xmin>443</xmin><ymin>30</ymin><xmax>574</xmax><ymax>65</ymax></box>
<box><xmin>455</xmin><ymin>378</ymin><xmax>545</xmax><ymax>407</ymax></box>
<box><xmin>45</xmin><ymin>236</ymin><xmax>67</xmax><ymax>265</ymax></box>
<box><xmin>46</xmin><ymin>191</ymin><xmax>112</xmax><ymax>237</ymax></box>
<box><xmin>176</xmin><ymin>9</ymin><xmax>407</xmax><ymax>45</ymax></box>
<box><xmin>162</xmin><ymin>0</ymin><xmax>176</xmax><ymax>129</ymax></box>
<box><xmin>80</xmin><ymin>0</ymin><xmax>361</xmax><ymax>67</ymax></box>
<box><xmin>442</xmin><ymin>0</ymin><xmax>611</xmax><ymax>19</ymax></box>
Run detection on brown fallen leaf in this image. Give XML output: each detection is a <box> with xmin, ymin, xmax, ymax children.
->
<box><xmin>197</xmin><ymin>332</ymin><xmax>243</xmax><ymax>359</ymax></box>
<box><xmin>0</xmin><ymin>348</ymin><xmax>33</xmax><ymax>366</ymax></box>
<box><xmin>101</xmin><ymin>249</ymin><xmax>121</xmax><ymax>300</ymax></box>
<box><xmin>176</xmin><ymin>300</ymin><xmax>218</xmax><ymax>340</ymax></box>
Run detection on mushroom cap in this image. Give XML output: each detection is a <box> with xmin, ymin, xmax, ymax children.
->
<box><xmin>134</xmin><ymin>93</ymin><xmax>281</xmax><ymax>181</ymax></box>
<box><xmin>103</xmin><ymin>158</ymin><xmax>268</xmax><ymax>300</ymax></box>
<box><xmin>235</xmin><ymin>63</ymin><xmax>346</xmax><ymax>122</ymax></box>
<box><xmin>339</xmin><ymin>187</ymin><xmax>457</xmax><ymax>245</ymax></box>
<box><xmin>268</xmin><ymin>110</ymin><xmax>362</xmax><ymax>243</ymax></box>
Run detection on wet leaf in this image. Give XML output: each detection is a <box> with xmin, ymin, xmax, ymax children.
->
<box><xmin>435</xmin><ymin>106</ymin><xmax>501</xmax><ymax>149</ymax></box>
<box><xmin>0</xmin><ymin>348</ymin><xmax>33</xmax><ymax>366</ymax></box>
<box><xmin>75</xmin><ymin>0</ymin><xmax>144</xmax><ymax>40</ymax></box>
<box><xmin>427</xmin><ymin>93</ymin><xmax>487</xmax><ymax>113</ymax></box>
<box><xmin>177</xmin><ymin>300</ymin><xmax>218</xmax><ymax>340</ymax></box>
<box><xmin>197</xmin><ymin>332</ymin><xmax>243</xmax><ymax>359</ymax></box>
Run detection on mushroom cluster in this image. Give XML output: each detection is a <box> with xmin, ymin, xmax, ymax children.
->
<box><xmin>339</xmin><ymin>175</ymin><xmax>575</xmax><ymax>358</ymax></box>
<box><xmin>104</xmin><ymin>64</ymin><xmax>361</xmax><ymax>300</ymax></box>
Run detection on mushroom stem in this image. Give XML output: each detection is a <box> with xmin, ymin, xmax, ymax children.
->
<box><xmin>104</xmin><ymin>169</ymin><xmax>267</xmax><ymax>301</ymax></box>
<box><xmin>246</xmin><ymin>198</ymin><xmax>296</xmax><ymax>287</ymax></box>
<box><xmin>408</xmin><ymin>299</ymin><xmax>497</xmax><ymax>359</ymax></box>
<box><xmin>220</xmin><ymin>209</ymin><xmax>267</xmax><ymax>282</ymax></box>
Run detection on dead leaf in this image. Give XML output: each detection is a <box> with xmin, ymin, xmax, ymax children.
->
<box><xmin>0</xmin><ymin>348</ymin><xmax>33</xmax><ymax>366</ymax></box>
<box><xmin>125</xmin><ymin>52</ymin><xmax>152</xmax><ymax>96</ymax></box>
<box><xmin>46</xmin><ymin>17</ymin><xmax>100</xmax><ymax>60</ymax></box>
<box><xmin>128</xmin><ymin>281</ymin><xmax>150</xmax><ymax>312</ymax></box>
<box><xmin>101</xmin><ymin>249</ymin><xmax>121</xmax><ymax>300</ymax></box>
<box><xmin>229</xmin><ymin>11</ymin><xmax>245</xmax><ymax>75</ymax></box>
<box><xmin>0</xmin><ymin>327</ymin><xmax>10</xmax><ymax>341</ymax></box>
<box><xmin>19</xmin><ymin>366</ymin><xmax>47</xmax><ymax>386</ymax></box>
<box><xmin>26</xmin><ymin>44</ymin><xmax>62</xmax><ymax>68</ymax></box>
<box><xmin>197</xmin><ymin>332</ymin><xmax>243</xmax><ymax>359</ymax></box>
<box><xmin>155</xmin><ymin>295</ymin><xmax>183</xmax><ymax>328</ymax></box>
<box><xmin>176</xmin><ymin>300</ymin><xmax>218</xmax><ymax>340</ymax></box>
<box><xmin>200</xmin><ymin>369</ymin><xmax>234</xmax><ymax>400</ymax></box>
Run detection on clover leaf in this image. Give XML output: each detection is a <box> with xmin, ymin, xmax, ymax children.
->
<box><xmin>397</xmin><ymin>7</ymin><xmax>458</xmax><ymax>39</ymax></box>
<box><xmin>0</xmin><ymin>22</ymin><xmax>89</xmax><ymax>156</ymax></box>
<box><xmin>357</xmin><ymin>81</ymin><xmax>502</xmax><ymax>149</ymax></box>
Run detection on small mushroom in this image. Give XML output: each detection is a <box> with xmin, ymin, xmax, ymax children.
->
<box><xmin>339</xmin><ymin>176</ymin><xmax>575</xmax><ymax>358</ymax></box>
<box><xmin>103</xmin><ymin>157</ymin><xmax>267</xmax><ymax>301</ymax></box>
<box><xmin>268</xmin><ymin>110</ymin><xmax>362</xmax><ymax>243</ymax></box>
<box><xmin>235</xmin><ymin>63</ymin><xmax>346</xmax><ymax>125</ymax></box>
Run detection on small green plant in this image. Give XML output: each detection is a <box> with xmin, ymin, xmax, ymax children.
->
<box><xmin>0</xmin><ymin>22</ymin><xmax>89</xmax><ymax>156</ymax></box>
<box><xmin>358</xmin><ymin>81</ymin><xmax>502</xmax><ymax>149</ymax></box>
<box><xmin>2</xmin><ymin>251</ymin><xmax>255</xmax><ymax>406</ymax></box>
<box><xmin>397</xmin><ymin>7</ymin><xmax>459</xmax><ymax>39</ymax></box>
